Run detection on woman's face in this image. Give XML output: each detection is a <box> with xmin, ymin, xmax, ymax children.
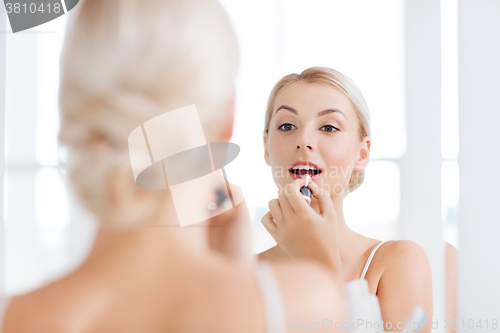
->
<box><xmin>264</xmin><ymin>81</ymin><xmax>370</xmax><ymax>198</ymax></box>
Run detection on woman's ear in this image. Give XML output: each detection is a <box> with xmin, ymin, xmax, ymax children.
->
<box><xmin>353</xmin><ymin>136</ymin><xmax>370</xmax><ymax>172</ymax></box>
<box><xmin>263</xmin><ymin>131</ymin><xmax>271</xmax><ymax>166</ymax></box>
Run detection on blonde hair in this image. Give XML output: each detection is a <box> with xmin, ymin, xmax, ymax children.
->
<box><xmin>58</xmin><ymin>0</ymin><xmax>239</xmax><ymax>228</ymax></box>
<box><xmin>263</xmin><ymin>67</ymin><xmax>371</xmax><ymax>194</ymax></box>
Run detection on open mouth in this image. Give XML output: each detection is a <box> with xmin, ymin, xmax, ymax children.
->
<box><xmin>288</xmin><ymin>164</ymin><xmax>323</xmax><ymax>178</ymax></box>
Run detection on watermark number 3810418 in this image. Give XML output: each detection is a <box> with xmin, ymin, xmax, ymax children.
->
<box><xmin>3</xmin><ymin>0</ymin><xmax>80</xmax><ymax>33</ymax></box>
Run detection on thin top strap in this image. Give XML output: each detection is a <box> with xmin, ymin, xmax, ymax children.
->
<box><xmin>253</xmin><ymin>261</ymin><xmax>287</xmax><ymax>333</ymax></box>
<box><xmin>360</xmin><ymin>241</ymin><xmax>387</xmax><ymax>280</ymax></box>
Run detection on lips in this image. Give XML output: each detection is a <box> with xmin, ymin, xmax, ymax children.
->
<box><xmin>288</xmin><ymin>160</ymin><xmax>323</xmax><ymax>181</ymax></box>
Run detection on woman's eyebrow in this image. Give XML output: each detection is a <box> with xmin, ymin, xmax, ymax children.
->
<box><xmin>317</xmin><ymin>108</ymin><xmax>346</xmax><ymax>119</ymax></box>
<box><xmin>275</xmin><ymin>105</ymin><xmax>346</xmax><ymax>119</ymax></box>
<box><xmin>275</xmin><ymin>105</ymin><xmax>297</xmax><ymax>115</ymax></box>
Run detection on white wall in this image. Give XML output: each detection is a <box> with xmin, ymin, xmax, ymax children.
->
<box><xmin>401</xmin><ymin>1</ymin><xmax>445</xmax><ymax>331</ymax></box>
<box><xmin>457</xmin><ymin>1</ymin><xmax>500</xmax><ymax>331</ymax></box>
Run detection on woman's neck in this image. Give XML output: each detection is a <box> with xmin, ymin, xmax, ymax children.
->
<box><xmin>310</xmin><ymin>193</ymin><xmax>365</xmax><ymax>265</ymax></box>
<box><xmin>84</xmin><ymin>201</ymin><xmax>211</xmax><ymax>271</ymax></box>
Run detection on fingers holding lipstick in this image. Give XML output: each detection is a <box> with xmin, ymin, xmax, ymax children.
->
<box><xmin>262</xmin><ymin>178</ymin><xmax>341</xmax><ymax>270</ymax></box>
<box><xmin>282</xmin><ymin>177</ymin><xmax>315</xmax><ymax>217</ymax></box>
<box><xmin>307</xmin><ymin>180</ymin><xmax>336</xmax><ymax>220</ymax></box>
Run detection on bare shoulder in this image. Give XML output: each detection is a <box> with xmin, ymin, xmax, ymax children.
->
<box><xmin>377</xmin><ymin>240</ymin><xmax>432</xmax><ymax>294</ymax></box>
<box><xmin>377</xmin><ymin>239</ymin><xmax>430</xmax><ymax>264</ymax></box>
<box><xmin>376</xmin><ymin>240</ymin><xmax>433</xmax><ymax>332</ymax></box>
<box><xmin>375</xmin><ymin>239</ymin><xmax>433</xmax><ymax>296</ymax></box>
<box><xmin>359</xmin><ymin>239</ymin><xmax>429</xmax><ymax>280</ymax></box>
<box><xmin>3</xmin><ymin>294</ymin><xmax>41</xmax><ymax>333</ymax></box>
<box><xmin>269</xmin><ymin>260</ymin><xmax>348</xmax><ymax>327</ymax></box>
<box><xmin>444</xmin><ymin>242</ymin><xmax>457</xmax><ymax>288</ymax></box>
<box><xmin>445</xmin><ymin>242</ymin><xmax>458</xmax><ymax>261</ymax></box>
<box><xmin>3</xmin><ymin>277</ymin><xmax>78</xmax><ymax>333</ymax></box>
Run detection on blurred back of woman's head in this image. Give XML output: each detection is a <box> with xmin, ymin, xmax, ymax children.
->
<box><xmin>58</xmin><ymin>0</ymin><xmax>239</xmax><ymax>229</ymax></box>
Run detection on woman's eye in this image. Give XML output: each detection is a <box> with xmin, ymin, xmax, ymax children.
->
<box><xmin>277</xmin><ymin>123</ymin><xmax>297</xmax><ymax>131</ymax></box>
<box><xmin>321</xmin><ymin>125</ymin><xmax>338</xmax><ymax>132</ymax></box>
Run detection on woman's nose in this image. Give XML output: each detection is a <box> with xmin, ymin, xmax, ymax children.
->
<box><xmin>296</xmin><ymin>144</ymin><xmax>313</xmax><ymax>151</ymax></box>
<box><xmin>296</xmin><ymin>137</ymin><xmax>314</xmax><ymax>151</ymax></box>
<box><xmin>296</xmin><ymin>128</ymin><xmax>314</xmax><ymax>151</ymax></box>
<box><xmin>297</xmin><ymin>145</ymin><xmax>312</xmax><ymax>151</ymax></box>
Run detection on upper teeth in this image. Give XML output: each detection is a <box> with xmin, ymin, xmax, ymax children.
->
<box><xmin>292</xmin><ymin>164</ymin><xmax>318</xmax><ymax>170</ymax></box>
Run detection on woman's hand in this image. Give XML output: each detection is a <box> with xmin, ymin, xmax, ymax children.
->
<box><xmin>206</xmin><ymin>184</ymin><xmax>255</xmax><ymax>266</ymax></box>
<box><xmin>261</xmin><ymin>178</ymin><xmax>342</xmax><ymax>273</ymax></box>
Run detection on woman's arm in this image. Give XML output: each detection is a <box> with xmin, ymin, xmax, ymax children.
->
<box><xmin>445</xmin><ymin>242</ymin><xmax>457</xmax><ymax>333</ymax></box>
<box><xmin>377</xmin><ymin>240</ymin><xmax>433</xmax><ymax>333</ymax></box>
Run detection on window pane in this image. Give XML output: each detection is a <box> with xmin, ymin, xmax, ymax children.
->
<box><xmin>5</xmin><ymin>33</ymin><xmax>38</xmax><ymax>165</ymax></box>
<box><xmin>279</xmin><ymin>0</ymin><xmax>406</xmax><ymax>159</ymax></box>
<box><xmin>441</xmin><ymin>0</ymin><xmax>459</xmax><ymax>160</ymax></box>
<box><xmin>36</xmin><ymin>17</ymin><xmax>67</xmax><ymax>166</ymax></box>
<box><xmin>5</xmin><ymin>15</ymin><xmax>66</xmax><ymax>167</ymax></box>
<box><xmin>5</xmin><ymin>166</ymin><xmax>95</xmax><ymax>296</ymax></box>
<box><xmin>4</xmin><ymin>168</ymin><xmax>40</xmax><ymax>294</ymax></box>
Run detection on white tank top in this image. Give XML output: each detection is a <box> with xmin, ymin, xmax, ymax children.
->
<box><xmin>253</xmin><ymin>260</ymin><xmax>287</xmax><ymax>333</ymax></box>
<box><xmin>360</xmin><ymin>241</ymin><xmax>387</xmax><ymax>280</ymax></box>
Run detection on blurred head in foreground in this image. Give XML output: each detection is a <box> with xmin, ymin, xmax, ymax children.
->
<box><xmin>58</xmin><ymin>0</ymin><xmax>239</xmax><ymax>229</ymax></box>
